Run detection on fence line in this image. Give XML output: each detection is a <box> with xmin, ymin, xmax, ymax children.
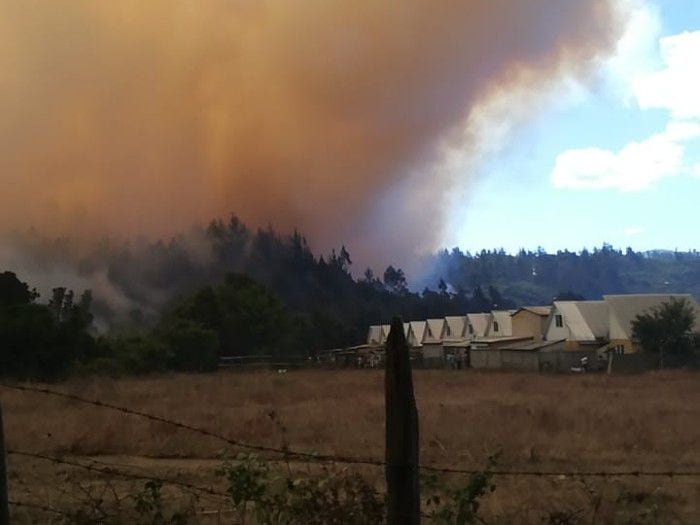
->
<box><xmin>7</xmin><ymin>450</ymin><xmax>229</xmax><ymax>499</ymax></box>
<box><xmin>8</xmin><ymin>500</ymin><xmax>71</xmax><ymax>517</ymax></box>
<box><xmin>3</xmin><ymin>383</ymin><xmax>700</xmax><ymax>479</ymax></box>
<box><xmin>0</xmin><ymin>383</ymin><xmax>383</xmax><ymax>467</ymax></box>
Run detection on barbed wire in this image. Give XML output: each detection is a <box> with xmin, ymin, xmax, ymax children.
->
<box><xmin>0</xmin><ymin>382</ymin><xmax>383</xmax><ymax>466</ymax></box>
<box><xmin>8</xmin><ymin>499</ymin><xmax>72</xmax><ymax>517</ymax></box>
<box><xmin>4</xmin><ymin>383</ymin><xmax>700</xmax><ymax>479</ymax></box>
<box><xmin>8</xmin><ymin>450</ymin><xmax>229</xmax><ymax>499</ymax></box>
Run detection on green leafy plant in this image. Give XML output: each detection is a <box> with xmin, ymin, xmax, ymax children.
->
<box><xmin>423</xmin><ymin>452</ymin><xmax>501</xmax><ymax>525</ymax></box>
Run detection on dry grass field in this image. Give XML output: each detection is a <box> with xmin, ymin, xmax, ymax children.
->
<box><xmin>3</xmin><ymin>369</ymin><xmax>700</xmax><ymax>522</ymax></box>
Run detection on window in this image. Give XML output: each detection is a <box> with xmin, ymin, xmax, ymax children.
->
<box><xmin>445</xmin><ymin>325</ymin><xmax>451</xmax><ymax>337</ymax></box>
<box><xmin>468</xmin><ymin>324</ymin><xmax>474</xmax><ymax>334</ymax></box>
<box><xmin>555</xmin><ymin>314</ymin><xmax>563</xmax><ymax>328</ymax></box>
<box><xmin>493</xmin><ymin>321</ymin><xmax>499</xmax><ymax>332</ymax></box>
<box><xmin>614</xmin><ymin>344</ymin><xmax>625</xmax><ymax>355</ymax></box>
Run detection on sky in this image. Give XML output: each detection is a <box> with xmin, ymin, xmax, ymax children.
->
<box><xmin>447</xmin><ymin>0</ymin><xmax>700</xmax><ymax>254</ymax></box>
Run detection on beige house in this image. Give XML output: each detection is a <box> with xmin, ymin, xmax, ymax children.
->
<box><xmin>511</xmin><ymin>306</ymin><xmax>551</xmax><ymax>342</ymax></box>
<box><xmin>407</xmin><ymin>321</ymin><xmax>427</xmax><ymax>349</ymax></box>
<box><xmin>466</xmin><ymin>313</ymin><xmax>491</xmax><ymax>338</ymax></box>
<box><xmin>422</xmin><ymin>318</ymin><xmax>447</xmax><ymax>365</ymax></box>
<box><xmin>605</xmin><ymin>294</ymin><xmax>696</xmax><ymax>354</ymax></box>
<box><xmin>545</xmin><ymin>301</ymin><xmax>609</xmax><ymax>351</ymax></box>
<box><xmin>485</xmin><ymin>310</ymin><xmax>513</xmax><ymax>337</ymax></box>
<box><xmin>442</xmin><ymin>316</ymin><xmax>468</xmax><ymax>341</ymax></box>
<box><xmin>366</xmin><ymin>325</ymin><xmax>383</xmax><ymax>346</ymax></box>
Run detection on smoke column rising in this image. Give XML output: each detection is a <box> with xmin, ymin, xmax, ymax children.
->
<box><xmin>0</xmin><ymin>1</ymin><xmax>625</xmax><ymax>268</ymax></box>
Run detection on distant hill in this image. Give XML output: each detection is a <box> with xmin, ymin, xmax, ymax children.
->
<box><xmin>422</xmin><ymin>245</ymin><xmax>700</xmax><ymax>306</ymax></box>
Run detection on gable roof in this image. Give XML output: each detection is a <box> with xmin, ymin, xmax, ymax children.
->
<box><xmin>366</xmin><ymin>325</ymin><xmax>383</xmax><ymax>345</ymax></box>
<box><xmin>576</xmin><ymin>301</ymin><xmax>609</xmax><ymax>338</ymax></box>
<box><xmin>551</xmin><ymin>301</ymin><xmax>607</xmax><ymax>341</ymax></box>
<box><xmin>443</xmin><ymin>316</ymin><xmax>467</xmax><ymax>341</ymax></box>
<box><xmin>487</xmin><ymin>310</ymin><xmax>513</xmax><ymax>336</ymax></box>
<box><xmin>512</xmin><ymin>306</ymin><xmax>552</xmax><ymax>317</ymax></box>
<box><xmin>380</xmin><ymin>324</ymin><xmax>391</xmax><ymax>344</ymax></box>
<box><xmin>424</xmin><ymin>318</ymin><xmax>446</xmax><ymax>343</ymax></box>
<box><xmin>407</xmin><ymin>321</ymin><xmax>426</xmax><ymax>347</ymax></box>
<box><xmin>604</xmin><ymin>294</ymin><xmax>695</xmax><ymax>340</ymax></box>
<box><xmin>466</xmin><ymin>313</ymin><xmax>491</xmax><ymax>337</ymax></box>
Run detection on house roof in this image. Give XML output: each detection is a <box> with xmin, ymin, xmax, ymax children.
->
<box><xmin>408</xmin><ymin>321</ymin><xmax>426</xmax><ymax>347</ymax></box>
<box><xmin>366</xmin><ymin>325</ymin><xmax>383</xmax><ymax>345</ymax></box>
<box><xmin>466</xmin><ymin>313</ymin><xmax>491</xmax><ymax>337</ymax></box>
<box><xmin>488</xmin><ymin>310</ymin><xmax>513</xmax><ymax>336</ymax></box>
<box><xmin>501</xmin><ymin>339</ymin><xmax>566</xmax><ymax>351</ymax></box>
<box><xmin>576</xmin><ymin>301</ymin><xmax>609</xmax><ymax>338</ymax></box>
<box><xmin>552</xmin><ymin>301</ymin><xmax>608</xmax><ymax>341</ymax></box>
<box><xmin>424</xmin><ymin>318</ymin><xmax>445</xmax><ymax>343</ymax></box>
<box><xmin>380</xmin><ymin>324</ymin><xmax>391</xmax><ymax>344</ymax></box>
<box><xmin>443</xmin><ymin>316</ymin><xmax>467</xmax><ymax>340</ymax></box>
<box><xmin>512</xmin><ymin>306</ymin><xmax>552</xmax><ymax>317</ymax></box>
<box><xmin>604</xmin><ymin>294</ymin><xmax>695</xmax><ymax>340</ymax></box>
<box><xmin>471</xmin><ymin>335</ymin><xmax>532</xmax><ymax>345</ymax></box>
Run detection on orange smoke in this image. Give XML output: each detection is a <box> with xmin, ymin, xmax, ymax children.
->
<box><xmin>0</xmin><ymin>1</ymin><xmax>624</xmax><ymax>266</ymax></box>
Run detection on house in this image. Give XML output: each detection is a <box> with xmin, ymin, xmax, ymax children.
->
<box><xmin>422</xmin><ymin>318</ymin><xmax>447</xmax><ymax>366</ymax></box>
<box><xmin>407</xmin><ymin>321</ymin><xmax>426</xmax><ymax>349</ymax></box>
<box><xmin>544</xmin><ymin>300</ymin><xmax>609</xmax><ymax>351</ymax></box>
<box><xmin>511</xmin><ymin>306</ymin><xmax>552</xmax><ymax>342</ymax></box>
<box><xmin>466</xmin><ymin>313</ymin><xmax>491</xmax><ymax>338</ymax></box>
<box><xmin>473</xmin><ymin>339</ymin><xmax>566</xmax><ymax>372</ymax></box>
<box><xmin>366</xmin><ymin>325</ymin><xmax>383</xmax><ymax>347</ymax></box>
<box><xmin>470</xmin><ymin>335</ymin><xmax>532</xmax><ymax>351</ymax></box>
<box><xmin>604</xmin><ymin>294</ymin><xmax>696</xmax><ymax>354</ymax></box>
<box><xmin>442</xmin><ymin>316</ymin><xmax>468</xmax><ymax>341</ymax></box>
<box><xmin>379</xmin><ymin>324</ymin><xmax>391</xmax><ymax>345</ymax></box>
<box><xmin>485</xmin><ymin>310</ymin><xmax>513</xmax><ymax>337</ymax></box>
<box><xmin>442</xmin><ymin>316</ymin><xmax>469</xmax><ymax>368</ymax></box>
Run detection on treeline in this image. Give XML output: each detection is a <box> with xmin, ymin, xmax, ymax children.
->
<box><xmin>427</xmin><ymin>245</ymin><xmax>700</xmax><ymax>306</ymax></box>
<box><xmin>2</xmin><ymin>218</ymin><xmax>518</xmax><ymax>378</ymax></box>
<box><xmin>4</xmin><ymin>216</ymin><xmax>700</xmax><ymax>379</ymax></box>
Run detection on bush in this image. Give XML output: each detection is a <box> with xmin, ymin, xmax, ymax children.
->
<box><xmin>158</xmin><ymin>319</ymin><xmax>219</xmax><ymax>372</ymax></box>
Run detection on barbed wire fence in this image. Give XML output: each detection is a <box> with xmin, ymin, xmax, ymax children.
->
<box><xmin>4</xmin><ymin>382</ymin><xmax>700</xmax><ymax>479</ymax></box>
<box><xmin>2</xmin><ymin>356</ymin><xmax>700</xmax><ymax>523</ymax></box>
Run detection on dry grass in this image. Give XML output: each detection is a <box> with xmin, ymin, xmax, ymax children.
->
<box><xmin>3</xmin><ymin>369</ymin><xmax>700</xmax><ymax>522</ymax></box>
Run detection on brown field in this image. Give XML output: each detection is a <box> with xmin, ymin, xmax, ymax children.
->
<box><xmin>3</xmin><ymin>369</ymin><xmax>700</xmax><ymax>523</ymax></box>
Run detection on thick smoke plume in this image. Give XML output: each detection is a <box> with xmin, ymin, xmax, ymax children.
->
<box><xmin>0</xmin><ymin>1</ymin><xmax>625</xmax><ymax>268</ymax></box>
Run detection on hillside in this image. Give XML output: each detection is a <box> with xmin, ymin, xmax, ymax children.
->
<box><xmin>425</xmin><ymin>245</ymin><xmax>700</xmax><ymax>307</ymax></box>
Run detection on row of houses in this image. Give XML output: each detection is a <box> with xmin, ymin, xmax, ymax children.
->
<box><xmin>361</xmin><ymin>294</ymin><xmax>700</xmax><ymax>372</ymax></box>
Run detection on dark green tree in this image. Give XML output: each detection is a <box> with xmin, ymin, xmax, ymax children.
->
<box><xmin>631</xmin><ymin>298</ymin><xmax>699</xmax><ymax>368</ymax></box>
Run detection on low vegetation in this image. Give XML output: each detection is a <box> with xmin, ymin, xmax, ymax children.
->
<box><xmin>4</xmin><ymin>370</ymin><xmax>700</xmax><ymax>522</ymax></box>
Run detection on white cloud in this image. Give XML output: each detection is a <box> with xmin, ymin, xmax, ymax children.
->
<box><xmin>624</xmin><ymin>226</ymin><xmax>645</xmax><ymax>236</ymax></box>
<box><xmin>551</xmin><ymin>121</ymin><xmax>700</xmax><ymax>191</ymax></box>
<box><xmin>551</xmin><ymin>19</ymin><xmax>700</xmax><ymax>193</ymax></box>
<box><xmin>633</xmin><ymin>30</ymin><xmax>700</xmax><ymax>118</ymax></box>
<box><xmin>604</xmin><ymin>0</ymin><xmax>661</xmax><ymax>103</ymax></box>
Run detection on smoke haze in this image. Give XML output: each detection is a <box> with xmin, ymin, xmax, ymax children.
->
<box><xmin>0</xmin><ymin>0</ymin><xmax>629</xmax><ymax>269</ymax></box>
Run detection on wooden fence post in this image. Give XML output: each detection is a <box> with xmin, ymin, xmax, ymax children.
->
<box><xmin>0</xmin><ymin>401</ymin><xmax>10</xmax><ymax>525</ymax></box>
<box><xmin>385</xmin><ymin>317</ymin><xmax>420</xmax><ymax>524</ymax></box>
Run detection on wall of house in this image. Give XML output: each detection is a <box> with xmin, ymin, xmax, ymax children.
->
<box><xmin>545</xmin><ymin>310</ymin><xmax>569</xmax><ymax>341</ymax></box>
<box><xmin>539</xmin><ymin>350</ymin><xmax>602</xmax><ymax>372</ymax></box>
<box><xmin>471</xmin><ymin>348</ymin><xmax>602</xmax><ymax>373</ymax></box>
<box><xmin>421</xmin><ymin>344</ymin><xmax>444</xmax><ymax>368</ymax></box>
<box><xmin>512</xmin><ymin>311</ymin><xmax>544</xmax><ymax>342</ymax></box>
<box><xmin>499</xmin><ymin>351</ymin><xmax>540</xmax><ymax>372</ymax></box>
<box><xmin>609</xmin><ymin>338</ymin><xmax>636</xmax><ymax>354</ymax></box>
<box><xmin>469</xmin><ymin>350</ymin><xmax>502</xmax><ymax>369</ymax></box>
